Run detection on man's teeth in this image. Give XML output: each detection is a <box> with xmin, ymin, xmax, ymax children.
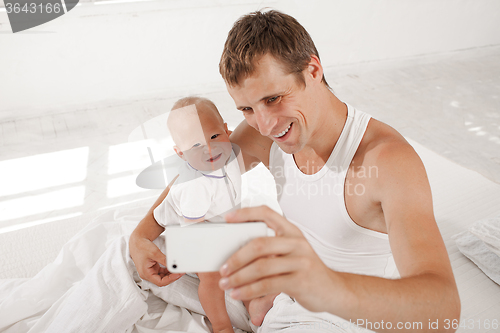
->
<box><xmin>273</xmin><ymin>124</ymin><xmax>291</xmax><ymax>138</ymax></box>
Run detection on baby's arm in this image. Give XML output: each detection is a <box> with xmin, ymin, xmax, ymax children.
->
<box><xmin>129</xmin><ymin>176</ymin><xmax>184</xmax><ymax>287</ymax></box>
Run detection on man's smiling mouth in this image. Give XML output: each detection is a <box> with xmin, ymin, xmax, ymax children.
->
<box><xmin>273</xmin><ymin>123</ymin><xmax>292</xmax><ymax>138</ymax></box>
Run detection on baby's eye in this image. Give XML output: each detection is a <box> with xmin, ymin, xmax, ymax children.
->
<box><xmin>211</xmin><ymin>134</ymin><xmax>220</xmax><ymax>140</ymax></box>
<box><xmin>192</xmin><ymin>143</ymin><xmax>201</xmax><ymax>148</ymax></box>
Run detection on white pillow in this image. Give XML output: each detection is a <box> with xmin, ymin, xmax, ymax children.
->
<box><xmin>452</xmin><ymin>214</ymin><xmax>500</xmax><ymax>285</ymax></box>
<box><xmin>469</xmin><ymin>215</ymin><xmax>500</xmax><ymax>257</ymax></box>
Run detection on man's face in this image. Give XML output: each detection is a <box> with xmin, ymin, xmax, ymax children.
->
<box><xmin>173</xmin><ymin>105</ymin><xmax>232</xmax><ymax>172</ymax></box>
<box><xmin>226</xmin><ymin>55</ymin><xmax>316</xmax><ymax>155</ymax></box>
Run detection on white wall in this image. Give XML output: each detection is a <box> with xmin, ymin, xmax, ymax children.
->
<box><xmin>1</xmin><ymin>0</ymin><xmax>499</xmax><ymax>120</ymax></box>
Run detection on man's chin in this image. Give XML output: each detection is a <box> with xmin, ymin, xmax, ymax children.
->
<box><xmin>275</xmin><ymin>141</ymin><xmax>301</xmax><ymax>155</ymax></box>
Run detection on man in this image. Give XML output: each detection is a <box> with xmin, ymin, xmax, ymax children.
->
<box><xmin>130</xmin><ymin>10</ymin><xmax>460</xmax><ymax>332</ymax></box>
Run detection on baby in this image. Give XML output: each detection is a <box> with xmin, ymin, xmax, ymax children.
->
<box><xmin>155</xmin><ymin>96</ymin><xmax>242</xmax><ymax>226</ymax></box>
<box><xmin>153</xmin><ymin>96</ymin><xmax>272</xmax><ymax>333</ymax></box>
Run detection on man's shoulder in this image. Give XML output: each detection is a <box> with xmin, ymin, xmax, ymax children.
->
<box><xmin>360</xmin><ymin>118</ymin><xmax>416</xmax><ymax>164</ymax></box>
<box><xmin>359</xmin><ymin>118</ymin><xmax>428</xmax><ymax>193</ymax></box>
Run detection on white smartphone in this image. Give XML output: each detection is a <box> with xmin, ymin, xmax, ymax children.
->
<box><xmin>165</xmin><ymin>222</ymin><xmax>275</xmax><ymax>273</ymax></box>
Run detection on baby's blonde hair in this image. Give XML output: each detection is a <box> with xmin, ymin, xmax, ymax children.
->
<box><xmin>171</xmin><ymin>96</ymin><xmax>222</xmax><ymax>120</ymax></box>
<box><xmin>168</xmin><ymin>96</ymin><xmax>224</xmax><ymax>146</ymax></box>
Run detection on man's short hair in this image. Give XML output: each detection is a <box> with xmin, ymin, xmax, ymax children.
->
<box><xmin>219</xmin><ymin>9</ymin><xmax>329</xmax><ymax>88</ymax></box>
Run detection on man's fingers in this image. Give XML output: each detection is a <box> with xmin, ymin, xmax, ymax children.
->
<box><xmin>221</xmin><ymin>236</ymin><xmax>304</xmax><ymax>277</ymax></box>
<box><xmin>225</xmin><ymin>205</ymin><xmax>302</xmax><ymax>237</ymax></box>
<box><xmin>220</xmin><ymin>255</ymin><xmax>301</xmax><ymax>290</ymax></box>
<box><xmin>228</xmin><ymin>274</ymin><xmax>296</xmax><ymax>301</ymax></box>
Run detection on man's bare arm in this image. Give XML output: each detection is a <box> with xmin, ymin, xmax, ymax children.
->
<box><xmin>314</xmin><ymin>141</ymin><xmax>458</xmax><ymax>332</ymax></box>
<box><xmin>230</xmin><ymin>120</ymin><xmax>273</xmax><ymax>171</ymax></box>
<box><xmin>322</xmin><ymin>140</ymin><xmax>460</xmax><ymax>330</ymax></box>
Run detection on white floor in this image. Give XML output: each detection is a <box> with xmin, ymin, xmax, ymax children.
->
<box><xmin>329</xmin><ymin>45</ymin><xmax>500</xmax><ymax>184</ymax></box>
<box><xmin>1</xmin><ymin>45</ymin><xmax>499</xmax><ymax>278</ymax></box>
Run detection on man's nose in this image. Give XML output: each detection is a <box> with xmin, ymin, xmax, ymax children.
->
<box><xmin>254</xmin><ymin>108</ymin><xmax>278</xmax><ymax>137</ymax></box>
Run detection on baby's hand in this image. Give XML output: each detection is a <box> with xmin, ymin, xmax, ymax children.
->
<box><xmin>129</xmin><ymin>233</ymin><xmax>184</xmax><ymax>286</ymax></box>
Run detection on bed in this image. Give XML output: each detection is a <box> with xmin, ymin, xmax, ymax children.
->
<box><xmin>0</xmin><ymin>138</ymin><xmax>499</xmax><ymax>332</ymax></box>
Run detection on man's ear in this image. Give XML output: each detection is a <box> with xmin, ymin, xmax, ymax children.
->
<box><xmin>173</xmin><ymin>146</ymin><xmax>186</xmax><ymax>160</ymax></box>
<box><xmin>306</xmin><ymin>55</ymin><xmax>323</xmax><ymax>84</ymax></box>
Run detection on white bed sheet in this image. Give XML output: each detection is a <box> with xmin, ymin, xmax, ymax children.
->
<box><xmin>0</xmin><ymin>138</ymin><xmax>499</xmax><ymax>332</ymax></box>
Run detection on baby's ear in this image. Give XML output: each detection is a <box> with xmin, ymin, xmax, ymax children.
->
<box><xmin>173</xmin><ymin>146</ymin><xmax>186</xmax><ymax>160</ymax></box>
<box><xmin>224</xmin><ymin>123</ymin><xmax>232</xmax><ymax>136</ymax></box>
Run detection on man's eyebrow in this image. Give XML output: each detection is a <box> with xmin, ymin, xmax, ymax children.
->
<box><xmin>260</xmin><ymin>93</ymin><xmax>281</xmax><ymax>102</ymax></box>
<box><xmin>236</xmin><ymin>92</ymin><xmax>283</xmax><ymax>110</ymax></box>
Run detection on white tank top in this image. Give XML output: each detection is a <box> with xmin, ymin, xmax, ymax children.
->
<box><xmin>269</xmin><ymin>104</ymin><xmax>398</xmax><ymax>278</ymax></box>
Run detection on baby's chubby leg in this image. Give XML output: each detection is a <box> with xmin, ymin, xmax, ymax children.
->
<box><xmin>198</xmin><ymin>272</ymin><xmax>234</xmax><ymax>333</ymax></box>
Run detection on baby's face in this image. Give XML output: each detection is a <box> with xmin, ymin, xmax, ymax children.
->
<box><xmin>172</xmin><ymin>105</ymin><xmax>232</xmax><ymax>172</ymax></box>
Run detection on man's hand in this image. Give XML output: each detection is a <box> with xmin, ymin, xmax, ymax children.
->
<box><xmin>218</xmin><ymin>206</ymin><xmax>338</xmax><ymax>313</ymax></box>
<box><xmin>129</xmin><ymin>231</ymin><xmax>184</xmax><ymax>287</ymax></box>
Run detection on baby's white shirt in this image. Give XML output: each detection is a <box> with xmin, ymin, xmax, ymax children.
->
<box><xmin>153</xmin><ymin>149</ymin><xmax>242</xmax><ymax>227</ymax></box>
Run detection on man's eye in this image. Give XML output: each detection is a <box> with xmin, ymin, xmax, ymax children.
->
<box><xmin>211</xmin><ymin>134</ymin><xmax>220</xmax><ymax>139</ymax></box>
<box><xmin>241</xmin><ymin>107</ymin><xmax>252</xmax><ymax>112</ymax></box>
<box><xmin>267</xmin><ymin>96</ymin><xmax>281</xmax><ymax>104</ymax></box>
